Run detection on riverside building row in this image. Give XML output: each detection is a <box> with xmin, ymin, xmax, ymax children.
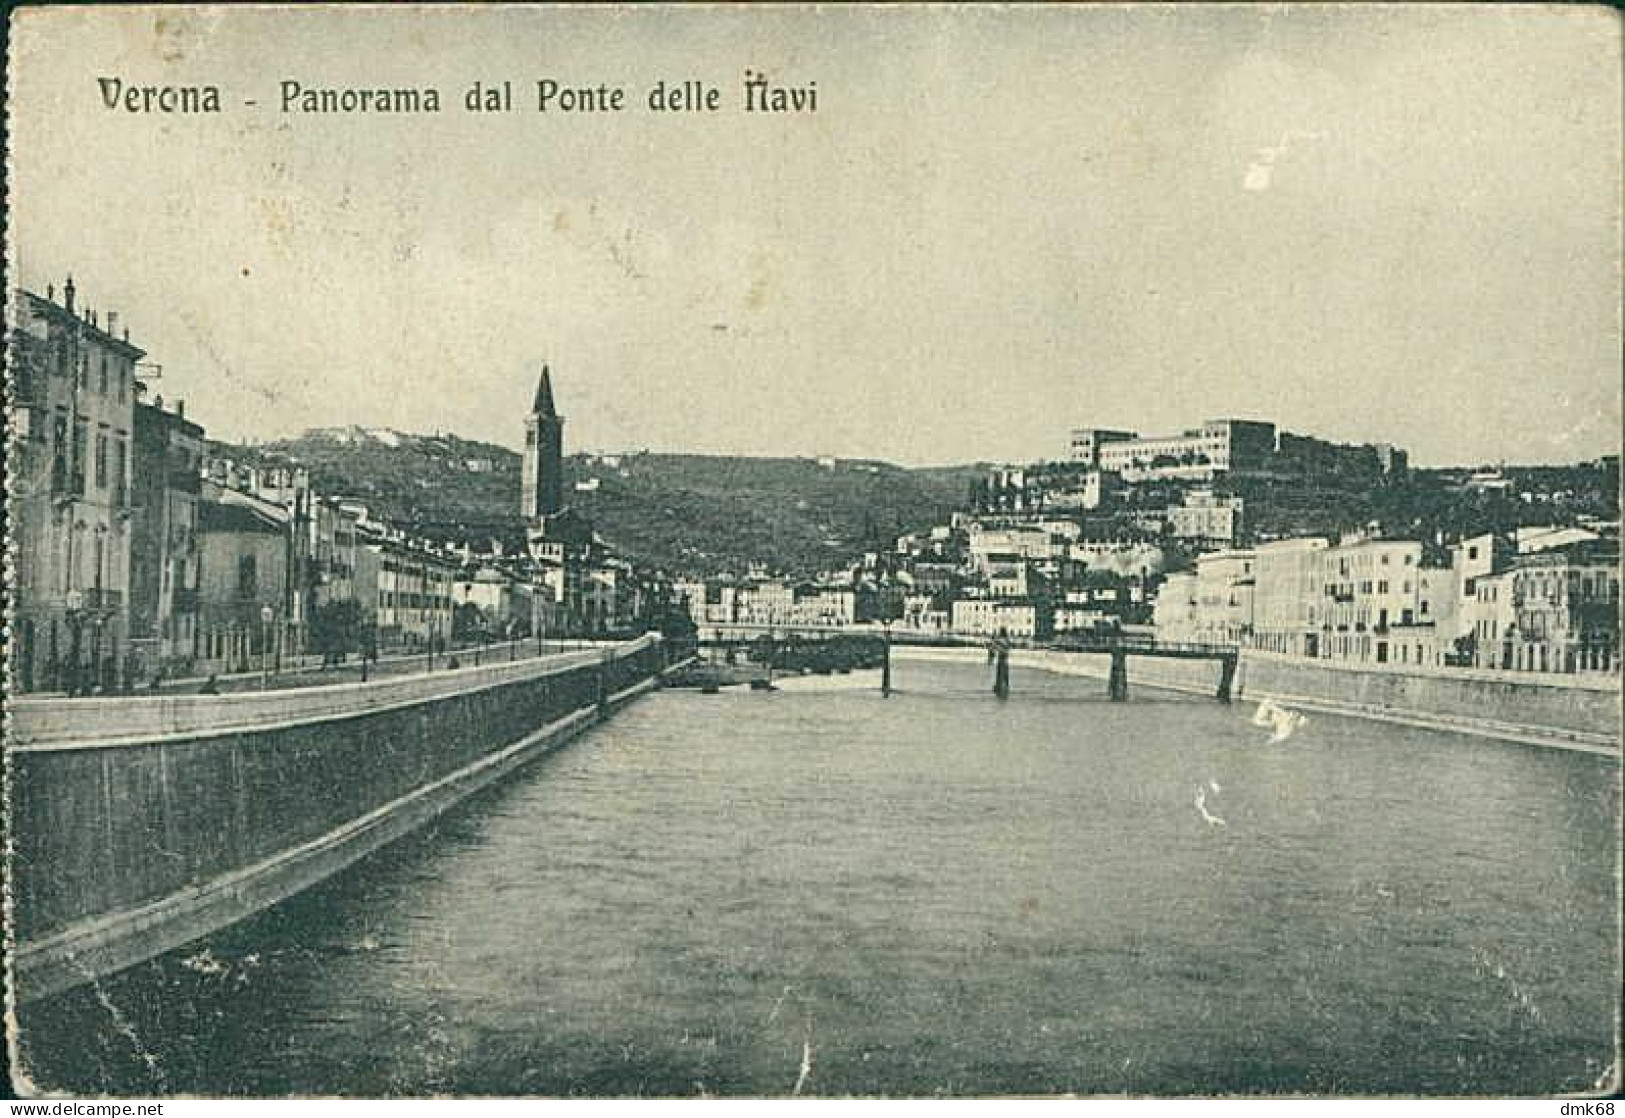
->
<box><xmin>1153</xmin><ymin>530</ymin><xmax>1620</xmax><ymax>675</ymax></box>
<box><xmin>7</xmin><ymin>278</ymin><xmax>657</xmax><ymax>695</ymax></box>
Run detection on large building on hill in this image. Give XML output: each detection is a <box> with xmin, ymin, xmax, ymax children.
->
<box><xmin>1069</xmin><ymin>418</ymin><xmax>1277</xmax><ymax>480</ymax></box>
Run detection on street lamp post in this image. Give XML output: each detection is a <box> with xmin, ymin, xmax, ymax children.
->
<box><xmin>882</xmin><ymin>619</ymin><xmax>893</xmax><ymax>697</ymax></box>
<box><xmin>260</xmin><ymin>605</ymin><xmax>274</xmax><ymax>690</ymax></box>
<box><xmin>64</xmin><ymin>589</ymin><xmax>83</xmax><ymax>697</ymax></box>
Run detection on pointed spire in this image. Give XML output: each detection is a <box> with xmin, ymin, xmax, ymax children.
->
<box><xmin>532</xmin><ymin>365</ymin><xmax>557</xmax><ymax>416</ymax></box>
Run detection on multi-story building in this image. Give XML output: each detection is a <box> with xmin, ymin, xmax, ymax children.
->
<box><xmin>1053</xmin><ymin>604</ymin><xmax>1116</xmax><ymax>634</ymax></box>
<box><xmin>1452</xmin><ymin>532</ymin><xmax>1515</xmax><ymax>666</ymax></box>
<box><xmin>1151</xmin><ymin>571</ymin><xmax>1200</xmax><ymax>643</ymax></box>
<box><xmin>985</xmin><ymin>556</ymin><xmax>1030</xmax><ymax>599</ymax></box>
<box><xmin>1067</xmin><ymin>427</ymin><xmax>1138</xmax><ymax>467</ymax></box>
<box><xmin>1191</xmin><ymin>549</ymin><xmax>1255</xmax><ymax>645</ymax></box>
<box><xmin>1498</xmin><ymin>542</ymin><xmax>1620</xmax><ymax>674</ymax></box>
<box><xmin>1067</xmin><ymin>537</ymin><xmax>1166</xmax><ymax>580</ymax></box>
<box><xmin>128</xmin><ymin>396</ymin><xmax>205</xmax><ymax>678</ymax></box>
<box><xmin>197</xmin><ymin>494</ymin><xmax>289</xmax><ymax>672</ymax></box>
<box><xmin>367</xmin><ymin>532</ymin><xmax>458</xmax><ymax>647</ymax></box>
<box><xmin>951</xmin><ymin>596</ymin><xmax>1047</xmax><ymax>639</ymax></box>
<box><xmin>7</xmin><ymin>279</ymin><xmax>142</xmax><ymax>693</ymax></box>
<box><xmin>1466</xmin><ymin>570</ymin><xmax>1518</xmax><ymax>670</ymax></box>
<box><xmin>1309</xmin><ymin>537</ymin><xmax>1433</xmax><ymax>664</ymax></box>
<box><xmin>1044</xmin><ymin>468</ymin><xmax>1124</xmax><ymax>511</ymax></box>
<box><xmin>310</xmin><ymin>498</ymin><xmax>368</xmax><ymax>615</ymax></box>
<box><xmin>788</xmin><ymin>584</ymin><xmax>857</xmax><ymax>626</ymax></box>
<box><xmin>735</xmin><ymin>579</ymin><xmax>796</xmax><ymax>625</ymax></box>
<box><xmin>1168</xmin><ymin>489</ymin><xmax>1245</xmax><ymax>549</ymax></box>
<box><xmin>967</xmin><ymin>525</ymin><xmax>1062</xmax><ymax>571</ymax></box>
<box><xmin>1096</xmin><ymin>419</ymin><xmax>1277</xmax><ymax>481</ymax></box>
<box><xmin>1249</xmin><ymin>537</ymin><xmax>1330</xmax><ymax>656</ymax></box>
<box><xmin>900</xmin><ymin>593</ymin><xmax>950</xmax><ymax>631</ymax></box>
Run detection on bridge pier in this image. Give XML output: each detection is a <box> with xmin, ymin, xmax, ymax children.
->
<box><xmin>992</xmin><ymin>646</ymin><xmax>1010</xmax><ymax>699</ymax></box>
<box><xmin>1216</xmin><ymin>653</ymin><xmax>1238</xmax><ymax>703</ymax></box>
<box><xmin>1108</xmin><ymin>650</ymin><xmax>1129</xmax><ymax>702</ymax></box>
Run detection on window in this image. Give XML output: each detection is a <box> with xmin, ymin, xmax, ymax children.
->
<box><xmin>72</xmin><ymin>419</ymin><xmax>88</xmax><ymax>495</ymax></box>
<box><xmin>51</xmin><ymin>414</ymin><xmax>68</xmax><ymax>491</ymax></box>
<box><xmin>94</xmin><ymin>432</ymin><xmax>108</xmax><ymax>489</ymax></box>
<box><xmin>111</xmin><ymin>438</ymin><xmax>127</xmax><ymax>507</ymax></box>
<box><xmin>98</xmin><ymin>355</ymin><xmax>108</xmax><ymax>396</ymax></box>
<box><xmin>237</xmin><ymin>555</ymin><xmax>258</xmax><ymax>598</ymax></box>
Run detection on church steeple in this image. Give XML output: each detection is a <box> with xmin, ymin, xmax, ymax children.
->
<box><xmin>522</xmin><ymin>365</ymin><xmax>566</xmax><ymax>521</ymax></box>
<box><xmin>532</xmin><ymin>365</ymin><xmax>557</xmax><ymax>417</ymax></box>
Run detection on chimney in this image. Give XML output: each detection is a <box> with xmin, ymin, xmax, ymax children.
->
<box><xmin>63</xmin><ymin>276</ymin><xmax>75</xmax><ymax>314</ymax></box>
<box><xmin>106</xmin><ymin>311</ymin><xmax>119</xmax><ymax>335</ymax></box>
<box><xmin>176</xmin><ymin>399</ymin><xmax>186</xmax><ymax>419</ymax></box>
<box><xmin>46</xmin><ymin>283</ymin><xmax>54</xmax><ymax>302</ymax></box>
<box><xmin>154</xmin><ymin>393</ymin><xmax>164</xmax><ymax>409</ymax></box>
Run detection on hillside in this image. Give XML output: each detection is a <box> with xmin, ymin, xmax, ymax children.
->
<box><xmin>209</xmin><ymin>428</ymin><xmax>982</xmax><ymax>576</ymax></box>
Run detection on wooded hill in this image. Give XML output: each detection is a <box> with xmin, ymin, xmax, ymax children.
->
<box><xmin>209</xmin><ymin>428</ymin><xmax>982</xmax><ymax>576</ymax></box>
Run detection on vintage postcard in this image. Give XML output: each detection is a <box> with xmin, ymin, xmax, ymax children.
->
<box><xmin>4</xmin><ymin>3</ymin><xmax>1621</xmax><ymax>1101</ymax></box>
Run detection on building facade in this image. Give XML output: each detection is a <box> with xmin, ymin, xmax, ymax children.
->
<box><xmin>1249</xmin><ymin>537</ymin><xmax>1329</xmax><ymax>656</ymax></box>
<box><xmin>128</xmin><ymin>396</ymin><xmax>205</xmax><ymax>679</ymax></box>
<box><xmin>1096</xmin><ymin>419</ymin><xmax>1278</xmax><ymax>481</ymax></box>
<box><xmin>196</xmin><ymin>497</ymin><xmax>289</xmax><ymax>673</ymax></box>
<box><xmin>7</xmin><ymin>280</ymin><xmax>143</xmax><ymax>693</ymax></box>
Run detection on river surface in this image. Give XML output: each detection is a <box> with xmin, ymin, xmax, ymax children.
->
<box><xmin>18</xmin><ymin>657</ymin><xmax>1620</xmax><ymax>1096</ymax></box>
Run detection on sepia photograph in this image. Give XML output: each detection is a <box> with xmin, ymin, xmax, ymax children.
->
<box><xmin>4</xmin><ymin>3</ymin><xmax>1621</xmax><ymax>1100</ymax></box>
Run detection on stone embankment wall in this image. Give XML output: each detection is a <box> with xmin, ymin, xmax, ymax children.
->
<box><xmin>9</xmin><ymin>636</ymin><xmax>664</xmax><ymax>1001</ymax></box>
<box><xmin>896</xmin><ymin>645</ymin><xmax>1620</xmax><ymax>754</ymax></box>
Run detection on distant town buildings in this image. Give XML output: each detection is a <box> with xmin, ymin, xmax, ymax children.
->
<box><xmin>6</xmin><ymin>278</ymin><xmax>670</xmax><ymax>693</ymax></box>
<box><xmin>6</xmin><ymin>275</ymin><xmax>1617</xmax><ymax>695</ymax></box>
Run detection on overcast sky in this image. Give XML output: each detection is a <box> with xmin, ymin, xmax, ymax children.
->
<box><xmin>9</xmin><ymin>5</ymin><xmax>1620</xmax><ymax>466</ymax></box>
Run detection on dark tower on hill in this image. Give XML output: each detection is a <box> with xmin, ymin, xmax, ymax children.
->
<box><xmin>521</xmin><ymin>365</ymin><xmax>565</xmax><ymax>521</ymax></box>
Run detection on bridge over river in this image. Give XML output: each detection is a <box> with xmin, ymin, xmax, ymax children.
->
<box><xmin>692</xmin><ymin>622</ymin><xmax>1242</xmax><ymax>702</ymax></box>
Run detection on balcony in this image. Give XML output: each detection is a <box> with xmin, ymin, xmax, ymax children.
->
<box><xmin>71</xmin><ymin>588</ymin><xmax>123</xmax><ymax>613</ymax></box>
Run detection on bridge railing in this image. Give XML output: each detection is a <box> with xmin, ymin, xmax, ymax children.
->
<box><xmin>692</xmin><ymin>622</ymin><xmax>1237</xmax><ymax>658</ymax></box>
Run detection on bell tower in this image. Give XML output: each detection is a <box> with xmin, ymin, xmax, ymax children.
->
<box><xmin>521</xmin><ymin>365</ymin><xmax>565</xmax><ymax>521</ymax></box>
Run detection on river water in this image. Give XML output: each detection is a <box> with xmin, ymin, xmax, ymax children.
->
<box><xmin>17</xmin><ymin>657</ymin><xmax>1620</xmax><ymax>1096</ymax></box>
